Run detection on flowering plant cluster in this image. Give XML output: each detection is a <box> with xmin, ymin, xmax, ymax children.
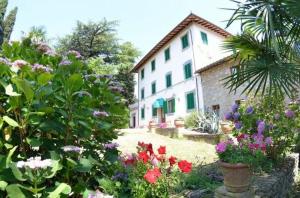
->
<box><xmin>102</xmin><ymin>142</ymin><xmax>192</xmax><ymax>198</ymax></box>
<box><xmin>224</xmin><ymin>96</ymin><xmax>299</xmax><ymax>160</ymax></box>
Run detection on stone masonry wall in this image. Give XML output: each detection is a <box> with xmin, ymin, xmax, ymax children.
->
<box><xmin>251</xmin><ymin>153</ymin><xmax>299</xmax><ymax>198</ymax></box>
<box><xmin>200</xmin><ymin>60</ymin><xmax>247</xmax><ymax>118</ymax></box>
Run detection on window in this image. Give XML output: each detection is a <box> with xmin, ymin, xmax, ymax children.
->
<box><xmin>151</xmin><ymin>60</ymin><xmax>156</xmax><ymax>71</ymax></box>
<box><xmin>201</xmin><ymin>32</ymin><xmax>208</xmax><ymax>45</ymax></box>
<box><xmin>212</xmin><ymin>104</ymin><xmax>220</xmax><ymax>116</ymax></box>
<box><xmin>141</xmin><ymin>68</ymin><xmax>144</xmax><ymax>79</ymax></box>
<box><xmin>165</xmin><ymin>73</ymin><xmax>172</xmax><ymax>88</ymax></box>
<box><xmin>181</xmin><ymin>33</ymin><xmax>189</xmax><ymax>49</ymax></box>
<box><xmin>141</xmin><ymin>88</ymin><xmax>145</xmax><ymax>100</ymax></box>
<box><xmin>152</xmin><ymin>106</ymin><xmax>157</xmax><ymax>117</ymax></box>
<box><xmin>151</xmin><ymin>82</ymin><xmax>156</xmax><ymax>95</ymax></box>
<box><xmin>230</xmin><ymin>66</ymin><xmax>238</xmax><ymax>75</ymax></box>
<box><xmin>186</xmin><ymin>92</ymin><xmax>195</xmax><ymax>110</ymax></box>
<box><xmin>164</xmin><ymin>48</ymin><xmax>170</xmax><ymax>61</ymax></box>
<box><xmin>141</xmin><ymin>107</ymin><xmax>145</xmax><ymax>119</ymax></box>
<box><xmin>184</xmin><ymin>62</ymin><xmax>192</xmax><ymax>79</ymax></box>
<box><xmin>167</xmin><ymin>98</ymin><xmax>175</xmax><ymax>114</ymax></box>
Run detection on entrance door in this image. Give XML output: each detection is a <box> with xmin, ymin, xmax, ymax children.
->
<box><xmin>132</xmin><ymin>114</ymin><xmax>136</xmax><ymax>128</ymax></box>
<box><xmin>157</xmin><ymin>108</ymin><xmax>166</xmax><ymax>123</ymax></box>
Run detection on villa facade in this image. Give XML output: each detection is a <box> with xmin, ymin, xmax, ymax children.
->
<box><xmin>130</xmin><ymin>13</ymin><xmax>236</xmax><ymax>128</ymax></box>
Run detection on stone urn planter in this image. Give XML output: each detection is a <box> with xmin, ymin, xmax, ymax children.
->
<box><xmin>219</xmin><ymin>161</ymin><xmax>252</xmax><ymax>193</ymax></box>
<box><xmin>174</xmin><ymin>118</ymin><xmax>185</xmax><ymax>128</ymax></box>
<box><xmin>148</xmin><ymin>120</ymin><xmax>157</xmax><ymax>132</ymax></box>
<box><xmin>220</xmin><ymin>122</ymin><xmax>234</xmax><ymax>134</ymax></box>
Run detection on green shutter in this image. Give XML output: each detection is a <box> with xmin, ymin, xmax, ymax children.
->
<box><xmin>141</xmin><ymin>108</ymin><xmax>145</xmax><ymax>119</ymax></box>
<box><xmin>171</xmin><ymin>99</ymin><xmax>175</xmax><ymax>113</ymax></box>
<box><xmin>151</xmin><ymin>60</ymin><xmax>155</xmax><ymax>71</ymax></box>
<box><xmin>164</xmin><ymin>48</ymin><xmax>170</xmax><ymax>61</ymax></box>
<box><xmin>166</xmin><ymin>73</ymin><xmax>172</xmax><ymax>88</ymax></box>
<box><xmin>163</xmin><ymin>100</ymin><xmax>168</xmax><ymax>114</ymax></box>
<box><xmin>181</xmin><ymin>34</ymin><xmax>189</xmax><ymax>49</ymax></box>
<box><xmin>187</xmin><ymin>92</ymin><xmax>195</xmax><ymax>110</ymax></box>
<box><xmin>201</xmin><ymin>32</ymin><xmax>208</xmax><ymax>45</ymax></box>
<box><xmin>141</xmin><ymin>69</ymin><xmax>144</xmax><ymax>79</ymax></box>
<box><xmin>151</xmin><ymin>82</ymin><xmax>156</xmax><ymax>94</ymax></box>
<box><xmin>152</xmin><ymin>106</ymin><xmax>157</xmax><ymax>117</ymax></box>
<box><xmin>184</xmin><ymin>63</ymin><xmax>192</xmax><ymax>79</ymax></box>
<box><xmin>141</xmin><ymin>89</ymin><xmax>144</xmax><ymax>99</ymax></box>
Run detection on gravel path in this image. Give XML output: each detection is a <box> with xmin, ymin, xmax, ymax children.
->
<box><xmin>115</xmin><ymin>129</ymin><xmax>217</xmax><ymax>164</ymax></box>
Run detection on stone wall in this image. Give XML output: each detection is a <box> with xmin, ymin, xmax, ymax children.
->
<box><xmin>251</xmin><ymin>153</ymin><xmax>299</xmax><ymax>198</ymax></box>
<box><xmin>199</xmin><ymin>59</ymin><xmax>247</xmax><ymax>118</ymax></box>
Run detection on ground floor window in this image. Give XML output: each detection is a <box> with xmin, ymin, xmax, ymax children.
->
<box><xmin>186</xmin><ymin>92</ymin><xmax>195</xmax><ymax>110</ymax></box>
<box><xmin>141</xmin><ymin>107</ymin><xmax>145</xmax><ymax>119</ymax></box>
<box><xmin>212</xmin><ymin>104</ymin><xmax>220</xmax><ymax>116</ymax></box>
<box><xmin>152</xmin><ymin>106</ymin><xmax>157</xmax><ymax>117</ymax></box>
<box><xmin>167</xmin><ymin>98</ymin><xmax>175</xmax><ymax>114</ymax></box>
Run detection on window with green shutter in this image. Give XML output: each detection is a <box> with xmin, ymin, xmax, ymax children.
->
<box><xmin>152</xmin><ymin>106</ymin><xmax>157</xmax><ymax>117</ymax></box>
<box><xmin>165</xmin><ymin>73</ymin><xmax>172</xmax><ymax>88</ymax></box>
<box><xmin>164</xmin><ymin>48</ymin><xmax>170</xmax><ymax>61</ymax></box>
<box><xmin>201</xmin><ymin>32</ymin><xmax>208</xmax><ymax>45</ymax></box>
<box><xmin>141</xmin><ymin>68</ymin><xmax>145</xmax><ymax>79</ymax></box>
<box><xmin>151</xmin><ymin>60</ymin><xmax>156</xmax><ymax>71</ymax></box>
<box><xmin>167</xmin><ymin>98</ymin><xmax>175</xmax><ymax>113</ymax></box>
<box><xmin>184</xmin><ymin>62</ymin><xmax>192</xmax><ymax>79</ymax></box>
<box><xmin>151</xmin><ymin>82</ymin><xmax>156</xmax><ymax>95</ymax></box>
<box><xmin>186</xmin><ymin>92</ymin><xmax>195</xmax><ymax>110</ymax></box>
<box><xmin>141</xmin><ymin>107</ymin><xmax>145</xmax><ymax>119</ymax></box>
<box><xmin>141</xmin><ymin>88</ymin><xmax>145</xmax><ymax>100</ymax></box>
<box><xmin>181</xmin><ymin>33</ymin><xmax>189</xmax><ymax>49</ymax></box>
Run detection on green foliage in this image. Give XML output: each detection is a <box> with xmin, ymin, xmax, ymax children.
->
<box><xmin>223</xmin><ymin>0</ymin><xmax>300</xmax><ymax>97</ymax></box>
<box><xmin>0</xmin><ymin>38</ymin><xmax>128</xmax><ymax>197</ymax></box>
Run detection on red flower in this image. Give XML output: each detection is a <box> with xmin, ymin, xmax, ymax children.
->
<box><xmin>169</xmin><ymin>156</ymin><xmax>177</xmax><ymax>166</ymax></box>
<box><xmin>178</xmin><ymin>160</ymin><xmax>192</xmax><ymax>173</ymax></box>
<box><xmin>249</xmin><ymin>143</ymin><xmax>260</xmax><ymax>150</ymax></box>
<box><xmin>157</xmin><ymin>146</ymin><xmax>166</xmax><ymax>155</ymax></box>
<box><xmin>138</xmin><ymin>151</ymin><xmax>150</xmax><ymax>163</ymax></box>
<box><xmin>237</xmin><ymin>134</ymin><xmax>245</xmax><ymax>142</ymax></box>
<box><xmin>144</xmin><ymin>167</ymin><xmax>161</xmax><ymax>184</ymax></box>
<box><xmin>138</xmin><ymin>141</ymin><xmax>146</xmax><ymax>148</ymax></box>
<box><xmin>147</xmin><ymin>143</ymin><xmax>154</xmax><ymax>155</ymax></box>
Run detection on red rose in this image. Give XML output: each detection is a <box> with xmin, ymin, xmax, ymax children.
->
<box><xmin>138</xmin><ymin>151</ymin><xmax>150</xmax><ymax>163</ymax></box>
<box><xmin>178</xmin><ymin>160</ymin><xmax>192</xmax><ymax>173</ymax></box>
<box><xmin>144</xmin><ymin>168</ymin><xmax>161</xmax><ymax>184</ymax></box>
<box><xmin>169</xmin><ymin>156</ymin><xmax>177</xmax><ymax>166</ymax></box>
<box><xmin>157</xmin><ymin>146</ymin><xmax>166</xmax><ymax>155</ymax></box>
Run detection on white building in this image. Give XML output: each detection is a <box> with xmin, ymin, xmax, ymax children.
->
<box><xmin>130</xmin><ymin>13</ymin><xmax>232</xmax><ymax>128</ymax></box>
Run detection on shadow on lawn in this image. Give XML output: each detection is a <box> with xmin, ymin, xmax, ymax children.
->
<box><xmin>172</xmin><ymin>159</ymin><xmax>223</xmax><ymax>198</ymax></box>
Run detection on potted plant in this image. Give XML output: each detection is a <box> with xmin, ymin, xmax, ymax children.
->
<box><xmin>220</xmin><ymin>121</ymin><xmax>234</xmax><ymax>134</ymax></box>
<box><xmin>216</xmin><ymin>133</ymin><xmax>272</xmax><ymax>193</ymax></box>
<box><xmin>174</xmin><ymin>117</ymin><xmax>185</xmax><ymax>128</ymax></box>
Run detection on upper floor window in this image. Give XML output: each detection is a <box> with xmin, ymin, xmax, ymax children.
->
<box><xmin>151</xmin><ymin>60</ymin><xmax>156</xmax><ymax>72</ymax></box>
<box><xmin>201</xmin><ymin>31</ymin><xmax>208</xmax><ymax>45</ymax></box>
<box><xmin>151</xmin><ymin>81</ymin><xmax>156</xmax><ymax>95</ymax></box>
<box><xmin>141</xmin><ymin>88</ymin><xmax>145</xmax><ymax>100</ymax></box>
<box><xmin>141</xmin><ymin>68</ymin><xmax>145</xmax><ymax>80</ymax></box>
<box><xmin>164</xmin><ymin>47</ymin><xmax>170</xmax><ymax>61</ymax></box>
<box><xmin>167</xmin><ymin>98</ymin><xmax>175</xmax><ymax>114</ymax></box>
<box><xmin>186</xmin><ymin>92</ymin><xmax>195</xmax><ymax>110</ymax></box>
<box><xmin>181</xmin><ymin>33</ymin><xmax>189</xmax><ymax>49</ymax></box>
<box><xmin>165</xmin><ymin>73</ymin><xmax>172</xmax><ymax>88</ymax></box>
<box><xmin>184</xmin><ymin>62</ymin><xmax>192</xmax><ymax>79</ymax></box>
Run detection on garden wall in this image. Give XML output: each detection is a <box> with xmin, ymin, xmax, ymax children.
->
<box><xmin>251</xmin><ymin>153</ymin><xmax>299</xmax><ymax>197</ymax></box>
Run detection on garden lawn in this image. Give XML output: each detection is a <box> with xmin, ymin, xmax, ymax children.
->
<box><xmin>115</xmin><ymin>129</ymin><xmax>217</xmax><ymax>164</ymax></box>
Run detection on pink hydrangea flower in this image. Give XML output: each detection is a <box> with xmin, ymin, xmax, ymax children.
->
<box><xmin>216</xmin><ymin>142</ymin><xmax>227</xmax><ymax>153</ymax></box>
<box><xmin>12</xmin><ymin>60</ymin><xmax>28</xmax><ymax>68</ymax></box>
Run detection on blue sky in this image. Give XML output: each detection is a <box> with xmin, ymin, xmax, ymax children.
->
<box><xmin>8</xmin><ymin>0</ymin><xmax>240</xmax><ymax>56</ymax></box>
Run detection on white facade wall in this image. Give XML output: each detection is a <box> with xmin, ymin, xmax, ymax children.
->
<box><xmin>135</xmin><ymin>23</ymin><xmax>229</xmax><ymax>128</ymax></box>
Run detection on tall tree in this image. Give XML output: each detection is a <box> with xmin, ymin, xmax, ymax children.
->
<box><xmin>0</xmin><ymin>0</ymin><xmax>18</xmax><ymax>45</ymax></box>
<box><xmin>56</xmin><ymin>19</ymin><xmax>140</xmax><ymax>105</ymax></box>
<box><xmin>27</xmin><ymin>26</ymin><xmax>48</xmax><ymax>43</ymax></box>
<box><xmin>223</xmin><ymin>0</ymin><xmax>300</xmax><ymax>97</ymax></box>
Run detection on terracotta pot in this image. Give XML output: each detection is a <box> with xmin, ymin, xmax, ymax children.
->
<box><xmin>174</xmin><ymin>119</ymin><xmax>184</xmax><ymax>128</ymax></box>
<box><xmin>219</xmin><ymin>161</ymin><xmax>252</xmax><ymax>193</ymax></box>
<box><xmin>220</xmin><ymin>122</ymin><xmax>234</xmax><ymax>134</ymax></box>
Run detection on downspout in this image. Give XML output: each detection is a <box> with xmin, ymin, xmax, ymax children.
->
<box><xmin>137</xmin><ymin>72</ymin><xmax>140</xmax><ymax>127</ymax></box>
<box><xmin>189</xmin><ymin>27</ymin><xmax>201</xmax><ymax>112</ymax></box>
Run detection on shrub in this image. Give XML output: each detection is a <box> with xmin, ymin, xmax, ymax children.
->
<box><xmin>184</xmin><ymin>110</ymin><xmax>220</xmax><ymax>133</ymax></box>
<box><xmin>0</xmin><ymin>38</ymin><xmax>128</xmax><ymax>197</ymax></box>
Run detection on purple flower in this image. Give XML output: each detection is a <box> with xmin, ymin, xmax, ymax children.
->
<box><xmin>104</xmin><ymin>142</ymin><xmax>119</xmax><ymax>150</ymax></box>
<box><xmin>93</xmin><ymin>111</ymin><xmax>109</xmax><ymax>117</ymax></box>
<box><xmin>231</xmin><ymin>103</ymin><xmax>239</xmax><ymax>112</ymax></box>
<box><xmin>224</xmin><ymin>112</ymin><xmax>232</xmax><ymax>120</ymax></box>
<box><xmin>59</xmin><ymin>59</ymin><xmax>72</xmax><ymax>66</ymax></box>
<box><xmin>12</xmin><ymin>60</ymin><xmax>27</xmax><ymax>68</ymax></box>
<box><xmin>61</xmin><ymin>145</ymin><xmax>83</xmax><ymax>153</ymax></box>
<box><xmin>68</xmin><ymin>50</ymin><xmax>82</xmax><ymax>58</ymax></box>
<box><xmin>109</xmin><ymin>86</ymin><xmax>123</xmax><ymax>93</ymax></box>
<box><xmin>245</xmin><ymin>106</ymin><xmax>254</xmax><ymax>114</ymax></box>
<box><xmin>37</xmin><ymin>42</ymin><xmax>51</xmax><ymax>53</ymax></box>
<box><xmin>285</xmin><ymin>109</ymin><xmax>295</xmax><ymax>119</ymax></box>
<box><xmin>253</xmin><ymin>133</ymin><xmax>264</xmax><ymax>145</ymax></box>
<box><xmin>32</xmin><ymin>63</ymin><xmax>53</xmax><ymax>73</ymax></box>
<box><xmin>257</xmin><ymin>121</ymin><xmax>265</xmax><ymax>135</ymax></box>
<box><xmin>112</xmin><ymin>172</ymin><xmax>128</xmax><ymax>181</ymax></box>
<box><xmin>265</xmin><ymin>137</ymin><xmax>273</xmax><ymax>146</ymax></box>
<box><xmin>233</xmin><ymin>112</ymin><xmax>240</xmax><ymax>121</ymax></box>
<box><xmin>274</xmin><ymin>113</ymin><xmax>280</xmax><ymax>120</ymax></box>
<box><xmin>216</xmin><ymin>142</ymin><xmax>227</xmax><ymax>153</ymax></box>
<box><xmin>269</xmin><ymin>123</ymin><xmax>274</xmax><ymax>130</ymax></box>
<box><xmin>234</xmin><ymin>121</ymin><xmax>242</xmax><ymax>130</ymax></box>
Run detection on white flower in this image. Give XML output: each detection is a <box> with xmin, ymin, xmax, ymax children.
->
<box><xmin>16</xmin><ymin>156</ymin><xmax>53</xmax><ymax>169</ymax></box>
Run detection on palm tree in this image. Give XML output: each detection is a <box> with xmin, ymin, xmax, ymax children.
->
<box><xmin>223</xmin><ymin>0</ymin><xmax>300</xmax><ymax>97</ymax></box>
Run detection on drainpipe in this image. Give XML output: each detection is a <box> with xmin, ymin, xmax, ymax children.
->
<box><xmin>189</xmin><ymin>27</ymin><xmax>201</xmax><ymax>112</ymax></box>
<box><xmin>137</xmin><ymin>72</ymin><xmax>140</xmax><ymax>127</ymax></box>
